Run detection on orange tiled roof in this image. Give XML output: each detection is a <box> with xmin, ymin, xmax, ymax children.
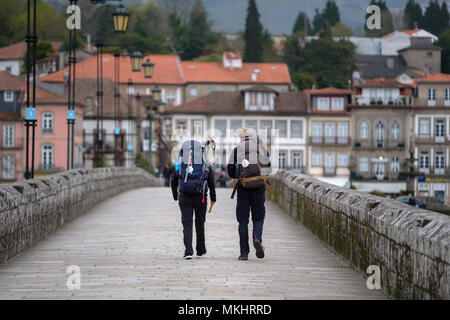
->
<box><xmin>0</xmin><ymin>42</ymin><xmax>27</xmax><ymax>60</ymax></box>
<box><xmin>0</xmin><ymin>41</ymin><xmax>63</xmax><ymax>61</ymax></box>
<box><xmin>41</xmin><ymin>54</ymin><xmax>292</xmax><ymax>85</ymax></box>
<box><xmin>383</xmin><ymin>29</ymin><xmax>422</xmax><ymax>40</ymax></box>
<box><xmin>353</xmin><ymin>77</ymin><xmax>412</xmax><ymax>88</ymax></box>
<box><xmin>41</xmin><ymin>54</ymin><xmax>184</xmax><ymax>85</ymax></box>
<box><xmin>180</xmin><ymin>61</ymin><xmax>291</xmax><ymax>84</ymax></box>
<box><xmin>0</xmin><ymin>71</ymin><xmax>66</xmax><ymax>104</ymax></box>
<box><xmin>303</xmin><ymin>87</ymin><xmax>351</xmax><ymax>95</ymax></box>
<box><xmin>413</xmin><ymin>73</ymin><xmax>450</xmax><ymax>83</ymax></box>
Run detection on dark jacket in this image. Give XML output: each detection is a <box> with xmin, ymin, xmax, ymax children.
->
<box><xmin>227</xmin><ymin>138</ymin><xmax>271</xmax><ymax>192</ymax></box>
<box><xmin>171</xmin><ymin>164</ymin><xmax>216</xmax><ymax>202</ymax></box>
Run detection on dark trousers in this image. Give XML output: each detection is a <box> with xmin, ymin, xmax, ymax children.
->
<box><xmin>236</xmin><ymin>189</ymin><xmax>265</xmax><ymax>255</ymax></box>
<box><xmin>179</xmin><ymin>193</ymin><xmax>207</xmax><ymax>256</ymax></box>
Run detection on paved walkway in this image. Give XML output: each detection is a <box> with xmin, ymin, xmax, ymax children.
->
<box><xmin>0</xmin><ymin>188</ymin><xmax>386</xmax><ymax>299</ymax></box>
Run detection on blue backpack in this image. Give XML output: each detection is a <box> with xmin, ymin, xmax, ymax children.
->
<box><xmin>178</xmin><ymin>140</ymin><xmax>209</xmax><ymax>200</ymax></box>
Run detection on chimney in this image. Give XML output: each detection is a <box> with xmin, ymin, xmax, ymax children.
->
<box><xmin>386</xmin><ymin>57</ymin><xmax>394</xmax><ymax>69</ymax></box>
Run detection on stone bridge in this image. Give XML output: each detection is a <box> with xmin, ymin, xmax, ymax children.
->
<box><xmin>0</xmin><ymin>168</ymin><xmax>448</xmax><ymax>300</ymax></box>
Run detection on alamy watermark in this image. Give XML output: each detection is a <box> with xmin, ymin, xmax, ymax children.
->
<box><xmin>66</xmin><ymin>265</ymin><xmax>81</xmax><ymax>290</ymax></box>
<box><xmin>366</xmin><ymin>265</ymin><xmax>381</xmax><ymax>290</ymax></box>
<box><xmin>366</xmin><ymin>5</ymin><xmax>381</xmax><ymax>30</ymax></box>
<box><xmin>66</xmin><ymin>5</ymin><xmax>81</xmax><ymax>30</ymax></box>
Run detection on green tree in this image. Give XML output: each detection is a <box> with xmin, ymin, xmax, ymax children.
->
<box><xmin>292</xmin><ymin>72</ymin><xmax>317</xmax><ymax>91</ymax></box>
<box><xmin>292</xmin><ymin>11</ymin><xmax>311</xmax><ymax>35</ymax></box>
<box><xmin>243</xmin><ymin>0</ymin><xmax>264</xmax><ymax>62</ymax></box>
<box><xmin>323</xmin><ymin>0</ymin><xmax>340</xmax><ymax>27</ymax></box>
<box><xmin>331</xmin><ymin>22</ymin><xmax>354</xmax><ymax>37</ymax></box>
<box><xmin>22</xmin><ymin>40</ymin><xmax>54</xmax><ymax>74</ymax></box>
<box><xmin>436</xmin><ymin>29</ymin><xmax>450</xmax><ymax>73</ymax></box>
<box><xmin>403</xmin><ymin>0</ymin><xmax>424</xmax><ymax>29</ymax></box>
<box><xmin>312</xmin><ymin>8</ymin><xmax>324</xmax><ymax>34</ymax></box>
<box><xmin>261</xmin><ymin>29</ymin><xmax>280</xmax><ymax>62</ymax></box>
<box><xmin>0</xmin><ymin>0</ymin><xmax>25</xmax><ymax>47</ymax></box>
<box><xmin>283</xmin><ymin>33</ymin><xmax>303</xmax><ymax>74</ymax></box>
<box><xmin>441</xmin><ymin>1</ymin><xmax>449</xmax><ymax>32</ymax></box>
<box><xmin>424</xmin><ymin>0</ymin><xmax>446</xmax><ymax>36</ymax></box>
<box><xmin>167</xmin><ymin>11</ymin><xmax>189</xmax><ymax>55</ymax></box>
<box><xmin>183</xmin><ymin>0</ymin><xmax>209</xmax><ymax>60</ymax></box>
<box><xmin>298</xmin><ymin>36</ymin><xmax>356</xmax><ymax>88</ymax></box>
<box><xmin>365</xmin><ymin>0</ymin><xmax>394</xmax><ymax>37</ymax></box>
<box><xmin>12</xmin><ymin>0</ymin><xmax>66</xmax><ymax>42</ymax></box>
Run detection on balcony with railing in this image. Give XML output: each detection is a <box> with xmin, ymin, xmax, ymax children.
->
<box><xmin>310</xmin><ymin>136</ymin><xmax>350</xmax><ymax>146</ymax></box>
<box><xmin>354</xmin><ymin>139</ymin><xmax>405</xmax><ymax>150</ymax></box>
<box><xmin>415</xmin><ymin>135</ymin><xmax>449</xmax><ymax>144</ymax></box>
<box><xmin>352</xmin><ymin>96</ymin><xmax>411</xmax><ymax>106</ymax></box>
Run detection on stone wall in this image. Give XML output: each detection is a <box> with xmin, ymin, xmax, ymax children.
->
<box><xmin>267</xmin><ymin>170</ymin><xmax>449</xmax><ymax>300</ymax></box>
<box><xmin>0</xmin><ymin>168</ymin><xmax>160</xmax><ymax>265</ymax></box>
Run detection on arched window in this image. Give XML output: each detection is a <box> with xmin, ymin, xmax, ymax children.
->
<box><xmin>391</xmin><ymin>121</ymin><xmax>400</xmax><ymax>141</ymax></box>
<box><xmin>375</xmin><ymin>121</ymin><xmax>385</xmax><ymax>146</ymax></box>
<box><xmin>42</xmin><ymin>112</ymin><xmax>53</xmax><ymax>133</ymax></box>
<box><xmin>360</xmin><ymin>121</ymin><xmax>369</xmax><ymax>139</ymax></box>
<box><xmin>41</xmin><ymin>144</ymin><xmax>54</xmax><ymax>170</ymax></box>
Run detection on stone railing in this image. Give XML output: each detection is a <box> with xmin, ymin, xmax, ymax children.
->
<box><xmin>267</xmin><ymin>170</ymin><xmax>449</xmax><ymax>300</ymax></box>
<box><xmin>0</xmin><ymin>167</ymin><xmax>160</xmax><ymax>264</ymax></box>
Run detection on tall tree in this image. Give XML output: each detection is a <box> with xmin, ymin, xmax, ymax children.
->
<box><xmin>312</xmin><ymin>8</ymin><xmax>324</xmax><ymax>34</ymax></box>
<box><xmin>424</xmin><ymin>0</ymin><xmax>445</xmax><ymax>36</ymax></box>
<box><xmin>441</xmin><ymin>1</ymin><xmax>449</xmax><ymax>32</ymax></box>
<box><xmin>299</xmin><ymin>35</ymin><xmax>355</xmax><ymax>88</ymax></box>
<box><xmin>283</xmin><ymin>34</ymin><xmax>302</xmax><ymax>74</ymax></box>
<box><xmin>167</xmin><ymin>11</ymin><xmax>189</xmax><ymax>55</ymax></box>
<box><xmin>183</xmin><ymin>0</ymin><xmax>209</xmax><ymax>60</ymax></box>
<box><xmin>243</xmin><ymin>0</ymin><xmax>264</xmax><ymax>62</ymax></box>
<box><xmin>437</xmin><ymin>29</ymin><xmax>450</xmax><ymax>73</ymax></box>
<box><xmin>403</xmin><ymin>0</ymin><xmax>424</xmax><ymax>29</ymax></box>
<box><xmin>292</xmin><ymin>11</ymin><xmax>311</xmax><ymax>35</ymax></box>
<box><xmin>365</xmin><ymin>0</ymin><xmax>394</xmax><ymax>37</ymax></box>
<box><xmin>322</xmin><ymin>0</ymin><xmax>340</xmax><ymax>26</ymax></box>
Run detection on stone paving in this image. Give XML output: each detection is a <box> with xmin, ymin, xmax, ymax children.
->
<box><xmin>0</xmin><ymin>187</ymin><xmax>386</xmax><ymax>299</ymax></box>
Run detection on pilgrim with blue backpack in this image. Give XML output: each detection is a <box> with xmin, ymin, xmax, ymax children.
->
<box><xmin>171</xmin><ymin>139</ymin><xmax>216</xmax><ymax>260</ymax></box>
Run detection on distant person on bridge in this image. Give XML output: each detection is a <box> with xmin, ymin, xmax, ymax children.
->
<box><xmin>227</xmin><ymin>128</ymin><xmax>271</xmax><ymax>261</ymax></box>
<box><xmin>162</xmin><ymin>163</ymin><xmax>172</xmax><ymax>187</ymax></box>
<box><xmin>171</xmin><ymin>139</ymin><xmax>216</xmax><ymax>260</ymax></box>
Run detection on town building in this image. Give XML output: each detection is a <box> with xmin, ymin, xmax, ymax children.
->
<box><xmin>354</xmin><ymin>37</ymin><xmax>442</xmax><ymax>82</ymax></box>
<box><xmin>164</xmin><ymin>86</ymin><xmax>307</xmax><ymax>172</ymax></box>
<box><xmin>349</xmin><ymin>78</ymin><xmax>414</xmax><ymax>195</ymax></box>
<box><xmin>0</xmin><ymin>71</ymin><xmax>84</xmax><ymax>182</ymax></box>
<box><xmin>180</xmin><ymin>52</ymin><xmax>292</xmax><ymax>102</ymax></box>
<box><xmin>412</xmin><ymin>73</ymin><xmax>450</xmax><ymax>205</ymax></box>
<box><xmin>303</xmin><ymin>87</ymin><xmax>352</xmax><ymax>187</ymax></box>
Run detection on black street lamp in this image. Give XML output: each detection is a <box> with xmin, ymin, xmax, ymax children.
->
<box><xmin>112</xmin><ymin>4</ymin><xmax>130</xmax><ymax>33</ymax></box>
<box><xmin>114</xmin><ymin>51</ymin><xmax>121</xmax><ymax>166</ymax></box>
<box><xmin>66</xmin><ymin>0</ymin><xmax>78</xmax><ymax>171</ymax></box>
<box><xmin>142</xmin><ymin>59</ymin><xmax>155</xmax><ymax>78</ymax></box>
<box><xmin>130</xmin><ymin>51</ymin><xmax>144</xmax><ymax>72</ymax></box>
<box><xmin>127</xmin><ymin>79</ymin><xmax>135</xmax><ymax>168</ymax></box>
<box><xmin>152</xmin><ymin>86</ymin><xmax>162</xmax><ymax>102</ymax></box>
<box><xmin>24</xmin><ymin>0</ymin><xmax>38</xmax><ymax>180</ymax></box>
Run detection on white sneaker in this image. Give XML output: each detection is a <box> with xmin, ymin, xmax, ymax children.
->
<box><xmin>183</xmin><ymin>255</ymin><xmax>193</xmax><ymax>260</ymax></box>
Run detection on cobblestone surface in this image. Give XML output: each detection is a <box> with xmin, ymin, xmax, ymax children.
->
<box><xmin>0</xmin><ymin>188</ymin><xmax>386</xmax><ymax>300</ymax></box>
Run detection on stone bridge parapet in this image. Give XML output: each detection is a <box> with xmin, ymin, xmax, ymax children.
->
<box><xmin>0</xmin><ymin>168</ymin><xmax>160</xmax><ymax>264</ymax></box>
<box><xmin>267</xmin><ymin>170</ymin><xmax>449</xmax><ymax>300</ymax></box>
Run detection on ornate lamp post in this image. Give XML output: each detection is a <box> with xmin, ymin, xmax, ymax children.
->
<box><xmin>24</xmin><ymin>0</ymin><xmax>38</xmax><ymax>179</ymax></box>
<box><xmin>112</xmin><ymin>4</ymin><xmax>130</xmax><ymax>33</ymax></box>
<box><xmin>142</xmin><ymin>59</ymin><xmax>155</xmax><ymax>78</ymax></box>
<box><xmin>130</xmin><ymin>51</ymin><xmax>144</xmax><ymax>72</ymax></box>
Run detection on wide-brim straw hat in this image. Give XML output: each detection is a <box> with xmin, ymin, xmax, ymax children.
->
<box><xmin>238</xmin><ymin>127</ymin><xmax>256</xmax><ymax>138</ymax></box>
